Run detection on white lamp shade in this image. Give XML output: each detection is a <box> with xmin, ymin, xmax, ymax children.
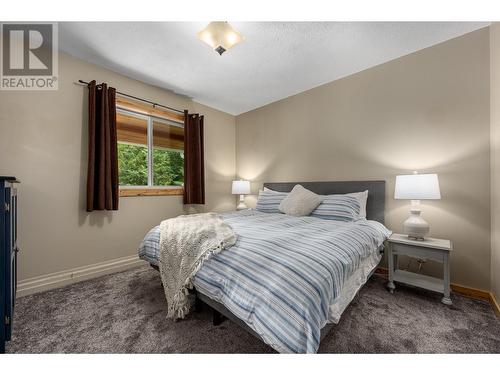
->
<box><xmin>394</xmin><ymin>174</ymin><xmax>441</xmax><ymax>200</ymax></box>
<box><xmin>232</xmin><ymin>180</ymin><xmax>251</xmax><ymax>195</ymax></box>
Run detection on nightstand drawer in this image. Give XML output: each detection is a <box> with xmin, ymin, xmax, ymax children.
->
<box><xmin>391</xmin><ymin>242</ymin><xmax>445</xmax><ymax>262</ymax></box>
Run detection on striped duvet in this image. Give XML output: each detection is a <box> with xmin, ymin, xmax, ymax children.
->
<box><xmin>138</xmin><ymin>210</ymin><xmax>391</xmax><ymax>353</ymax></box>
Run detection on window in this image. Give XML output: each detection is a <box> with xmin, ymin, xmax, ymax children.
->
<box><xmin>116</xmin><ymin>97</ymin><xmax>184</xmax><ymax>197</ymax></box>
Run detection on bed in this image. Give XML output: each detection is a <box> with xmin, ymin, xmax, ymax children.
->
<box><xmin>138</xmin><ymin>180</ymin><xmax>390</xmax><ymax>353</ymax></box>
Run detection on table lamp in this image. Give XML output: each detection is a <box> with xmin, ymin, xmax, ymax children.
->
<box><xmin>394</xmin><ymin>172</ymin><xmax>441</xmax><ymax>240</ymax></box>
<box><xmin>232</xmin><ymin>180</ymin><xmax>251</xmax><ymax>210</ymax></box>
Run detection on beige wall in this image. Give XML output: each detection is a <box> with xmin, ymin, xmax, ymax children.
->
<box><xmin>491</xmin><ymin>24</ymin><xmax>500</xmax><ymax>300</ymax></box>
<box><xmin>0</xmin><ymin>52</ymin><xmax>236</xmax><ymax>280</ymax></box>
<box><xmin>236</xmin><ymin>28</ymin><xmax>491</xmax><ymax>290</ymax></box>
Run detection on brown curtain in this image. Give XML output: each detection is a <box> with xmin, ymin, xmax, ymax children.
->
<box><xmin>183</xmin><ymin>110</ymin><xmax>205</xmax><ymax>204</ymax></box>
<box><xmin>86</xmin><ymin>80</ymin><xmax>119</xmax><ymax>211</ymax></box>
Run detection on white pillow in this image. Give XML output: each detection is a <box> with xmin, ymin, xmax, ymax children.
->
<box><xmin>345</xmin><ymin>190</ymin><xmax>368</xmax><ymax>219</ymax></box>
<box><xmin>279</xmin><ymin>185</ymin><xmax>323</xmax><ymax>217</ymax></box>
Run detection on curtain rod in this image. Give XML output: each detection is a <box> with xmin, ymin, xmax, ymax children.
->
<box><xmin>76</xmin><ymin>80</ymin><xmax>185</xmax><ymax>115</ymax></box>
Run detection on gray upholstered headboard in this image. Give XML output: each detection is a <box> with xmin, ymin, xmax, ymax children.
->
<box><xmin>263</xmin><ymin>180</ymin><xmax>386</xmax><ymax>224</ymax></box>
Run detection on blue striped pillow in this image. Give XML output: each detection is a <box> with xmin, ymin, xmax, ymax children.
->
<box><xmin>255</xmin><ymin>189</ymin><xmax>288</xmax><ymax>213</ymax></box>
<box><xmin>310</xmin><ymin>195</ymin><xmax>361</xmax><ymax>222</ymax></box>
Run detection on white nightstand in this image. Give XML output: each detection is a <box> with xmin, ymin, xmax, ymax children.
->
<box><xmin>387</xmin><ymin>233</ymin><xmax>453</xmax><ymax>305</ymax></box>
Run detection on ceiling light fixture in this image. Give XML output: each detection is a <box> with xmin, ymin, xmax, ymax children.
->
<box><xmin>197</xmin><ymin>22</ymin><xmax>243</xmax><ymax>55</ymax></box>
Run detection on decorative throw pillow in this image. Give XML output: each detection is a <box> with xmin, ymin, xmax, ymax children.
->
<box><xmin>279</xmin><ymin>185</ymin><xmax>323</xmax><ymax>217</ymax></box>
<box><xmin>345</xmin><ymin>190</ymin><xmax>368</xmax><ymax>219</ymax></box>
<box><xmin>255</xmin><ymin>189</ymin><xmax>288</xmax><ymax>213</ymax></box>
<box><xmin>310</xmin><ymin>194</ymin><xmax>361</xmax><ymax>221</ymax></box>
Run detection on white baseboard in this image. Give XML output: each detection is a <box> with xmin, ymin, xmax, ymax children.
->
<box><xmin>17</xmin><ymin>255</ymin><xmax>145</xmax><ymax>297</ymax></box>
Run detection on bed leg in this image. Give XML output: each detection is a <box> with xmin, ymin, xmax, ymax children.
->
<box><xmin>194</xmin><ymin>296</ymin><xmax>203</xmax><ymax>312</ymax></box>
<box><xmin>212</xmin><ymin>309</ymin><xmax>227</xmax><ymax>326</ymax></box>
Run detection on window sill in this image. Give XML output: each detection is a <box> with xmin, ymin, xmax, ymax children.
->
<box><xmin>119</xmin><ymin>188</ymin><xmax>184</xmax><ymax>197</ymax></box>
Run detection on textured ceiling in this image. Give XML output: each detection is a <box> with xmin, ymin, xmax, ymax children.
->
<box><xmin>59</xmin><ymin>22</ymin><xmax>488</xmax><ymax>115</ymax></box>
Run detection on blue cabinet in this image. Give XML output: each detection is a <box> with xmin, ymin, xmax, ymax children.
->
<box><xmin>0</xmin><ymin>176</ymin><xmax>19</xmax><ymax>354</ymax></box>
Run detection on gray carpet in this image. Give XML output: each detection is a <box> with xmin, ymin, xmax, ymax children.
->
<box><xmin>6</xmin><ymin>265</ymin><xmax>500</xmax><ymax>353</ymax></box>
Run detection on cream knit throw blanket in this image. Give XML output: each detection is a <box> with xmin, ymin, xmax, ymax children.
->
<box><xmin>159</xmin><ymin>212</ymin><xmax>237</xmax><ymax>320</ymax></box>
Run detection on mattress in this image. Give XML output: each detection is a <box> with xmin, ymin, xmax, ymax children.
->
<box><xmin>138</xmin><ymin>210</ymin><xmax>391</xmax><ymax>353</ymax></box>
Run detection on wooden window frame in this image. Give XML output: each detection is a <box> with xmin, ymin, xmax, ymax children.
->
<box><xmin>116</xmin><ymin>98</ymin><xmax>185</xmax><ymax>197</ymax></box>
<box><xmin>119</xmin><ymin>187</ymin><xmax>183</xmax><ymax>197</ymax></box>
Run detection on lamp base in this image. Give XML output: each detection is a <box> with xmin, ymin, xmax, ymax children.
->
<box><xmin>236</xmin><ymin>202</ymin><xmax>248</xmax><ymax>210</ymax></box>
<box><xmin>403</xmin><ymin>208</ymin><xmax>430</xmax><ymax>240</ymax></box>
<box><xmin>236</xmin><ymin>194</ymin><xmax>248</xmax><ymax>210</ymax></box>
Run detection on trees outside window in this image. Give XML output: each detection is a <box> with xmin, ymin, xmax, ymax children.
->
<box><xmin>116</xmin><ymin>108</ymin><xmax>184</xmax><ymax>187</ymax></box>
